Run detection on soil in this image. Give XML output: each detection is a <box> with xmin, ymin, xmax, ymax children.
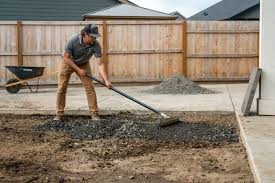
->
<box><xmin>0</xmin><ymin>112</ymin><xmax>254</xmax><ymax>183</ymax></box>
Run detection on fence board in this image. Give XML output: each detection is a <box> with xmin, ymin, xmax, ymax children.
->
<box><xmin>108</xmin><ymin>53</ymin><xmax>182</xmax><ymax>82</ymax></box>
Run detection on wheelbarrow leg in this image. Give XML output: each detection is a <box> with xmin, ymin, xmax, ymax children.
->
<box><xmin>25</xmin><ymin>82</ymin><xmax>33</xmax><ymax>92</ymax></box>
<box><xmin>35</xmin><ymin>78</ymin><xmax>40</xmax><ymax>93</ymax></box>
<box><xmin>25</xmin><ymin>78</ymin><xmax>40</xmax><ymax>93</ymax></box>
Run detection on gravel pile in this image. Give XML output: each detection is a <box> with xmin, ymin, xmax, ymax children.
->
<box><xmin>35</xmin><ymin>113</ymin><xmax>238</xmax><ymax>144</ymax></box>
<box><xmin>145</xmin><ymin>75</ymin><xmax>219</xmax><ymax>95</ymax></box>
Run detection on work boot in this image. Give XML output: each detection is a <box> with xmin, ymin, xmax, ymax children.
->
<box><xmin>91</xmin><ymin>112</ymin><xmax>100</xmax><ymax>121</ymax></box>
<box><xmin>53</xmin><ymin>115</ymin><xmax>64</xmax><ymax>122</ymax></box>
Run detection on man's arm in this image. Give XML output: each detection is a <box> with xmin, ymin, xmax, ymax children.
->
<box><xmin>97</xmin><ymin>58</ymin><xmax>112</xmax><ymax>88</ymax></box>
<box><xmin>94</xmin><ymin>40</ymin><xmax>112</xmax><ymax>88</ymax></box>
<box><xmin>63</xmin><ymin>52</ymin><xmax>86</xmax><ymax>77</ymax></box>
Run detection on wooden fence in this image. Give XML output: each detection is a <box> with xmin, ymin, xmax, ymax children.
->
<box><xmin>187</xmin><ymin>21</ymin><xmax>259</xmax><ymax>81</ymax></box>
<box><xmin>0</xmin><ymin>20</ymin><xmax>259</xmax><ymax>85</ymax></box>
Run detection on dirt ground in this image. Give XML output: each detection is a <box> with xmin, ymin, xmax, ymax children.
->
<box><xmin>0</xmin><ymin>112</ymin><xmax>253</xmax><ymax>183</ymax></box>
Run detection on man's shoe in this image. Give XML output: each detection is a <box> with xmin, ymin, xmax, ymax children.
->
<box><xmin>53</xmin><ymin>115</ymin><xmax>64</xmax><ymax>122</ymax></box>
<box><xmin>91</xmin><ymin>112</ymin><xmax>100</xmax><ymax>121</ymax></box>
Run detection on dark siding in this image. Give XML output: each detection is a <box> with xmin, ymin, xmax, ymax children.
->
<box><xmin>231</xmin><ymin>4</ymin><xmax>259</xmax><ymax>20</ymax></box>
<box><xmin>188</xmin><ymin>0</ymin><xmax>259</xmax><ymax>21</ymax></box>
<box><xmin>0</xmin><ymin>0</ymin><xmax>122</xmax><ymax>20</ymax></box>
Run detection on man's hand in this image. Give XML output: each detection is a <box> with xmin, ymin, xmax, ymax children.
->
<box><xmin>105</xmin><ymin>80</ymin><xmax>112</xmax><ymax>88</ymax></box>
<box><xmin>64</xmin><ymin>52</ymin><xmax>86</xmax><ymax>77</ymax></box>
<box><xmin>97</xmin><ymin>59</ymin><xmax>112</xmax><ymax>88</ymax></box>
<box><xmin>77</xmin><ymin>69</ymin><xmax>86</xmax><ymax>77</ymax></box>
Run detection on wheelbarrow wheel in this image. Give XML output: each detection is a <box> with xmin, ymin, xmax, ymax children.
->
<box><xmin>5</xmin><ymin>78</ymin><xmax>20</xmax><ymax>94</ymax></box>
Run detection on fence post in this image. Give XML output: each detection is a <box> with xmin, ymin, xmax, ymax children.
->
<box><xmin>102</xmin><ymin>20</ymin><xmax>108</xmax><ymax>78</ymax></box>
<box><xmin>257</xmin><ymin>32</ymin><xmax>260</xmax><ymax>67</ymax></box>
<box><xmin>182</xmin><ymin>20</ymin><xmax>187</xmax><ymax>77</ymax></box>
<box><xmin>17</xmin><ymin>20</ymin><xmax>23</xmax><ymax>66</ymax></box>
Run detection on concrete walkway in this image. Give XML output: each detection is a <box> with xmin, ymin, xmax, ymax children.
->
<box><xmin>0</xmin><ymin>84</ymin><xmax>232</xmax><ymax>113</ymax></box>
<box><xmin>227</xmin><ymin>85</ymin><xmax>275</xmax><ymax>183</ymax></box>
<box><xmin>0</xmin><ymin>83</ymin><xmax>274</xmax><ymax>183</ymax></box>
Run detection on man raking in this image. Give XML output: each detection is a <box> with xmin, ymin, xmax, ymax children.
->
<box><xmin>54</xmin><ymin>24</ymin><xmax>112</xmax><ymax>121</ymax></box>
<box><xmin>54</xmin><ymin>24</ymin><xmax>179</xmax><ymax>127</ymax></box>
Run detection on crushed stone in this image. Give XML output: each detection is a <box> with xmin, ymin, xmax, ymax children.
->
<box><xmin>35</xmin><ymin>112</ymin><xmax>238</xmax><ymax>144</ymax></box>
<box><xmin>144</xmin><ymin>75</ymin><xmax>219</xmax><ymax>95</ymax></box>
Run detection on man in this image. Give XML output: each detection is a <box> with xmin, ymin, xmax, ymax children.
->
<box><xmin>54</xmin><ymin>24</ymin><xmax>112</xmax><ymax>121</ymax></box>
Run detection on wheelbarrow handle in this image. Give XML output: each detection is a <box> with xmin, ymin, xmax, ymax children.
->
<box><xmin>85</xmin><ymin>73</ymin><xmax>162</xmax><ymax>116</ymax></box>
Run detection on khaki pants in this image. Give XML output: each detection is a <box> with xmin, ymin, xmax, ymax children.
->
<box><xmin>56</xmin><ymin>60</ymin><xmax>98</xmax><ymax>116</ymax></box>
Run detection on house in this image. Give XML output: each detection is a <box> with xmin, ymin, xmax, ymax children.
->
<box><xmin>170</xmin><ymin>11</ymin><xmax>186</xmax><ymax>20</ymax></box>
<box><xmin>188</xmin><ymin>0</ymin><xmax>259</xmax><ymax>21</ymax></box>
<box><xmin>83</xmin><ymin>4</ymin><xmax>177</xmax><ymax>21</ymax></box>
<box><xmin>0</xmin><ymin>0</ymin><xmax>135</xmax><ymax>21</ymax></box>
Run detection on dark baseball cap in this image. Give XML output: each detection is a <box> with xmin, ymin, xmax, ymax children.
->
<box><xmin>83</xmin><ymin>24</ymin><xmax>101</xmax><ymax>38</ymax></box>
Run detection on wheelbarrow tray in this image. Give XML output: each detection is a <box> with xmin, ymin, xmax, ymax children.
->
<box><xmin>5</xmin><ymin>66</ymin><xmax>45</xmax><ymax>79</ymax></box>
<box><xmin>4</xmin><ymin>68</ymin><xmax>58</xmax><ymax>93</ymax></box>
<box><xmin>4</xmin><ymin>71</ymin><xmax>58</xmax><ymax>88</ymax></box>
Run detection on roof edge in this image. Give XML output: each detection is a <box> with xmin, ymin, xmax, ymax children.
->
<box><xmin>83</xmin><ymin>4</ymin><xmax>123</xmax><ymax>17</ymax></box>
<box><xmin>83</xmin><ymin>15</ymin><xmax>177</xmax><ymax>21</ymax></box>
<box><xmin>82</xmin><ymin>3</ymin><xmax>175</xmax><ymax>19</ymax></box>
<box><xmin>118</xmin><ymin>0</ymin><xmax>137</xmax><ymax>6</ymax></box>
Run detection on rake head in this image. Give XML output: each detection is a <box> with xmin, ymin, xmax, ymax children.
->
<box><xmin>159</xmin><ymin>116</ymin><xmax>180</xmax><ymax>127</ymax></box>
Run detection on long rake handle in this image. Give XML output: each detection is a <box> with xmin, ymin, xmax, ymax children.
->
<box><xmin>86</xmin><ymin>73</ymin><xmax>165</xmax><ymax>116</ymax></box>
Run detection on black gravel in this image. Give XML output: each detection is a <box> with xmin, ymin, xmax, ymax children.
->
<box><xmin>144</xmin><ymin>75</ymin><xmax>219</xmax><ymax>95</ymax></box>
<box><xmin>35</xmin><ymin>113</ymin><xmax>238</xmax><ymax>144</ymax></box>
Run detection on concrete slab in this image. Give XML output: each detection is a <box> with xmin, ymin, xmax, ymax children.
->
<box><xmin>241</xmin><ymin>68</ymin><xmax>262</xmax><ymax>116</ymax></box>
<box><xmin>227</xmin><ymin>84</ymin><xmax>259</xmax><ymax>114</ymax></box>
<box><xmin>228</xmin><ymin>84</ymin><xmax>275</xmax><ymax>183</ymax></box>
<box><xmin>237</xmin><ymin>115</ymin><xmax>275</xmax><ymax>183</ymax></box>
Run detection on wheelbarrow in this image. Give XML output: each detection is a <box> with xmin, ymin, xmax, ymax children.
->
<box><xmin>4</xmin><ymin>66</ymin><xmax>57</xmax><ymax>94</ymax></box>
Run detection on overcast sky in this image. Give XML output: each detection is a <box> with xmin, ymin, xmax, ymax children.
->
<box><xmin>130</xmin><ymin>0</ymin><xmax>222</xmax><ymax>18</ymax></box>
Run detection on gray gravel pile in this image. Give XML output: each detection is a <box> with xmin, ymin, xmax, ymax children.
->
<box><xmin>145</xmin><ymin>75</ymin><xmax>219</xmax><ymax>94</ymax></box>
<box><xmin>35</xmin><ymin>114</ymin><xmax>238</xmax><ymax>144</ymax></box>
